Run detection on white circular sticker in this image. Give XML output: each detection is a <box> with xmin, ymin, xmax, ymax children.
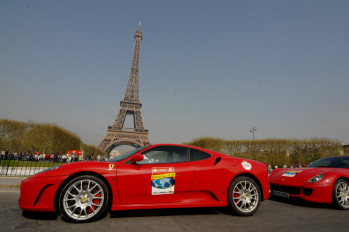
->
<box><xmin>242</xmin><ymin>161</ymin><xmax>252</xmax><ymax>170</ymax></box>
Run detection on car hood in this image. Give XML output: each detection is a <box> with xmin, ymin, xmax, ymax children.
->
<box><xmin>30</xmin><ymin>161</ymin><xmax>122</xmax><ymax>179</ymax></box>
<box><xmin>269</xmin><ymin>167</ymin><xmax>335</xmax><ymax>185</ymax></box>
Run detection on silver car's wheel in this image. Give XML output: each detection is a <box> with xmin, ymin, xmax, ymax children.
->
<box><xmin>333</xmin><ymin>179</ymin><xmax>349</xmax><ymax>209</ymax></box>
<box><xmin>59</xmin><ymin>175</ymin><xmax>109</xmax><ymax>222</ymax></box>
<box><xmin>228</xmin><ymin>176</ymin><xmax>261</xmax><ymax>216</ymax></box>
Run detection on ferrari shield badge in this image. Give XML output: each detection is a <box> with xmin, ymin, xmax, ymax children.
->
<box><xmin>108</xmin><ymin>164</ymin><xmax>115</xmax><ymax>170</ymax></box>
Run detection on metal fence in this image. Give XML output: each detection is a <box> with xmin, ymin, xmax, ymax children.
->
<box><xmin>0</xmin><ymin>159</ymin><xmax>70</xmax><ymax>177</ymax></box>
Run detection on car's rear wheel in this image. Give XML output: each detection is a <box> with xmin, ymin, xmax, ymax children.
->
<box><xmin>333</xmin><ymin>179</ymin><xmax>349</xmax><ymax>210</ymax></box>
<box><xmin>228</xmin><ymin>176</ymin><xmax>261</xmax><ymax>216</ymax></box>
<box><xmin>59</xmin><ymin>175</ymin><xmax>109</xmax><ymax>223</ymax></box>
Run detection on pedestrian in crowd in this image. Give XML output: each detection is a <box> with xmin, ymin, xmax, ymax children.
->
<box><xmin>62</xmin><ymin>154</ymin><xmax>67</xmax><ymax>163</ymax></box>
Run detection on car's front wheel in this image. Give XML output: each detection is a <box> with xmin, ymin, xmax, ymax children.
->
<box><xmin>59</xmin><ymin>175</ymin><xmax>109</xmax><ymax>223</ymax></box>
<box><xmin>333</xmin><ymin>179</ymin><xmax>349</xmax><ymax>210</ymax></box>
<box><xmin>228</xmin><ymin>176</ymin><xmax>261</xmax><ymax>216</ymax></box>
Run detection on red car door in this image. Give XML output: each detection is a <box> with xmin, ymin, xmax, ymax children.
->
<box><xmin>117</xmin><ymin>146</ymin><xmax>195</xmax><ymax>205</ymax></box>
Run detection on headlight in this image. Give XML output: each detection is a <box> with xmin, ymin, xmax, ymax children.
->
<box><xmin>307</xmin><ymin>173</ymin><xmax>325</xmax><ymax>183</ymax></box>
<box><xmin>38</xmin><ymin>165</ymin><xmax>61</xmax><ymax>174</ymax></box>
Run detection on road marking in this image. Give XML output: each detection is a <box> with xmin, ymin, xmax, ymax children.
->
<box><xmin>0</xmin><ymin>190</ymin><xmax>20</xmax><ymax>193</ymax></box>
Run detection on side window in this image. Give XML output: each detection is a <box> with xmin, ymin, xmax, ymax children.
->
<box><xmin>342</xmin><ymin>159</ymin><xmax>349</xmax><ymax>168</ymax></box>
<box><xmin>138</xmin><ymin>146</ymin><xmax>188</xmax><ymax>164</ymax></box>
<box><xmin>190</xmin><ymin>149</ymin><xmax>211</xmax><ymax>161</ymax></box>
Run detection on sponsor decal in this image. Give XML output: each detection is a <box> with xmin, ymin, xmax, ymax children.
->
<box><xmin>151</xmin><ymin>167</ymin><xmax>175</xmax><ymax>195</ymax></box>
<box><xmin>241</xmin><ymin>161</ymin><xmax>252</xmax><ymax>170</ymax></box>
<box><xmin>108</xmin><ymin>164</ymin><xmax>115</xmax><ymax>170</ymax></box>
<box><xmin>152</xmin><ymin>178</ymin><xmax>175</xmax><ymax>189</ymax></box>
<box><xmin>282</xmin><ymin>170</ymin><xmax>302</xmax><ymax>177</ymax></box>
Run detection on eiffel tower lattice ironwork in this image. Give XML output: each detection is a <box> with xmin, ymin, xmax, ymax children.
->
<box><xmin>98</xmin><ymin>23</ymin><xmax>150</xmax><ymax>153</ymax></box>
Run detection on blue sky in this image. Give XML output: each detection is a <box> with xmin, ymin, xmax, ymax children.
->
<box><xmin>1</xmin><ymin>0</ymin><xmax>348</xmax><ymax>146</ymax></box>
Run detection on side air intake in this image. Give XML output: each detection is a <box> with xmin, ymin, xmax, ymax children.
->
<box><xmin>214</xmin><ymin>157</ymin><xmax>221</xmax><ymax>165</ymax></box>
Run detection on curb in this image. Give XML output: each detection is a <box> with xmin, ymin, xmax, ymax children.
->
<box><xmin>0</xmin><ymin>184</ymin><xmax>20</xmax><ymax>189</ymax></box>
<box><xmin>0</xmin><ymin>177</ymin><xmax>26</xmax><ymax>190</ymax></box>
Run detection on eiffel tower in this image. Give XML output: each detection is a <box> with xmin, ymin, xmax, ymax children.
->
<box><xmin>98</xmin><ymin>22</ymin><xmax>150</xmax><ymax>153</ymax></box>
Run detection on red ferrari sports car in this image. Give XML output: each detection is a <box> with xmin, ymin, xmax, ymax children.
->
<box><xmin>19</xmin><ymin>144</ymin><xmax>270</xmax><ymax>222</ymax></box>
<box><xmin>269</xmin><ymin>156</ymin><xmax>349</xmax><ymax>209</ymax></box>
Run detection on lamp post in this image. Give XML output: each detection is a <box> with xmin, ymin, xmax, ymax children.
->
<box><xmin>250</xmin><ymin>127</ymin><xmax>257</xmax><ymax>160</ymax></box>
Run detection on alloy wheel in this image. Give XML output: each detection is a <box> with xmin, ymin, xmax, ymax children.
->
<box><xmin>61</xmin><ymin>177</ymin><xmax>106</xmax><ymax>221</ymax></box>
<box><xmin>232</xmin><ymin>180</ymin><xmax>259</xmax><ymax>213</ymax></box>
<box><xmin>335</xmin><ymin>180</ymin><xmax>349</xmax><ymax>209</ymax></box>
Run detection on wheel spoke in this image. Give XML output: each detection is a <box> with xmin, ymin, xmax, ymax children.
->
<box><xmin>87</xmin><ymin>180</ymin><xmax>91</xmax><ymax>191</ymax></box>
<box><xmin>78</xmin><ymin>208</ymin><xmax>83</xmax><ymax>218</ymax></box>
<box><xmin>89</xmin><ymin>206</ymin><xmax>95</xmax><ymax>213</ymax></box>
<box><xmin>92</xmin><ymin>202</ymin><xmax>102</xmax><ymax>207</ymax></box>
<box><xmin>90</xmin><ymin>184</ymin><xmax>97</xmax><ymax>192</ymax></box>
<box><xmin>68</xmin><ymin>192</ymin><xmax>77</xmax><ymax>197</ymax></box>
<box><xmin>67</xmin><ymin>203</ymin><xmax>77</xmax><ymax>209</ymax></box>
<box><xmin>93</xmin><ymin>190</ymin><xmax>102</xmax><ymax>196</ymax></box>
<box><xmin>70</xmin><ymin>206</ymin><xmax>78</xmax><ymax>214</ymax></box>
<box><xmin>235</xmin><ymin>198</ymin><xmax>242</xmax><ymax>204</ymax></box>
<box><xmin>73</xmin><ymin>185</ymin><xmax>80</xmax><ymax>193</ymax></box>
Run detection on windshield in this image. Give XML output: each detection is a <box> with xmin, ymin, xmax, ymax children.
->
<box><xmin>107</xmin><ymin>146</ymin><xmax>146</xmax><ymax>162</ymax></box>
<box><xmin>307</xmin><ymin>156</ymin><xmax>349</xmax><ymax>168</ymax></box>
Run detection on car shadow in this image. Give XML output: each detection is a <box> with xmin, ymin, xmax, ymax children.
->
<box><xmin>269</xmin><ymin>195</ymin><xmax>334</xmax><ymax>209</ymax></box>
<box><xmin>22</xmin><ymin>211</ymin><xmax>60</xmax><ymax>220</ymax></box>
<box><xmin>110</xmin><ymin>207</ymin><xmax>226</xmax><ymax>218</ymax></box>
<box><xmin>22</xmin><ymin>208</ymin><xmax>228</xmax><ymax>222</ymax></box>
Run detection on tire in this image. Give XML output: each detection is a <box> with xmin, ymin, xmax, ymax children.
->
<box><xmin>228</xmin><ymin>176</ymin><xmax>261</xmax><ymax>216</ymax></box>
<box><xmin>59</xmin><ymin>175</ymin><xmax>110</xmax><ymax>223</ymax></box>
<box><xmin>332</xmin><ymin>179</ymin><xmax>349</xmax><ymax>210</ymax></box>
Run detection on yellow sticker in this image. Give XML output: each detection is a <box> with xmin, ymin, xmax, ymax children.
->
<box><xmin>109</xmin><ymin>164</ymin><xmax>115</xmax><ymax>169</ymax></box>
<box><xmin>151</xmin><ymin>172</ymin><xmax>175</xmax><ymax>180</ymax></box>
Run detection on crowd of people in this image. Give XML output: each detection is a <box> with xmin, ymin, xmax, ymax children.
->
<box><xmin>0</xmin><ymin>151</ymin><xmax>107</xmax><ymax>163</ymax></box>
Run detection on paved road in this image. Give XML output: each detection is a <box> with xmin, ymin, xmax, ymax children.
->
<box><xmin>1</xmin><ymin>191</ymin><xmax>349</xmax><ymax>232</ymax></box>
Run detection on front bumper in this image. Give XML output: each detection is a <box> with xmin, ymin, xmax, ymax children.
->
<box><xmin>270</xmin><ymin>182</ymin><xmax>333</xmax><ymax>204</ymax></box>
<box><xmin>18</xmin><ymin>175</ymin><xmax>67</xmax><ymax>212</ymax></box>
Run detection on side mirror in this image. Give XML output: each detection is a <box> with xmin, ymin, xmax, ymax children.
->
<box><xmin>302</xmin><ymin>163</ymin><xmax>306</xmax><ymax>167</ymax></box>
<box><xmin>131</xmin><ymin>154</ymin><xmax>144</xmax><ymax>165</ymax></box>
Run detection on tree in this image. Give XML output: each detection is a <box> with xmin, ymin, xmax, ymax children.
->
<box><xmin>184</xmin><ymin>137</ymin><xmax>342</xmax><ymax>166</ymax></box>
